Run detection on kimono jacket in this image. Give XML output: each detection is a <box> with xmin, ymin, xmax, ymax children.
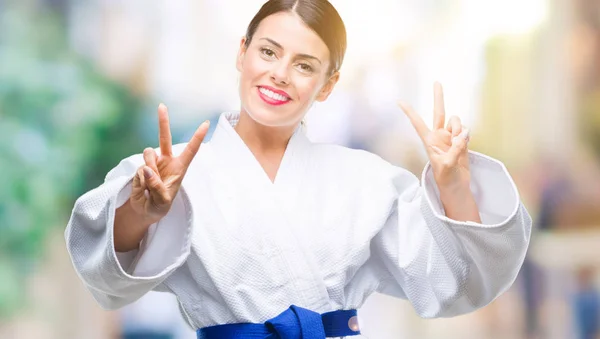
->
<box><xmin>65</xmin><ymin>111</ymin><xmax>532</xmax><ymax>334</ymax></box>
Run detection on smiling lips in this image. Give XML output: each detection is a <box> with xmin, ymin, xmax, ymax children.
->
<box><xmin>258</xmin><ymin>86</ymin><xmax>291</xmax><ymax>106</ymax></box>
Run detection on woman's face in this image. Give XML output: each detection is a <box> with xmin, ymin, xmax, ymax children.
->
<box><xmin>236</xmin><ymin>11</ymin><xmax>339</xmax><ymax>128</ymax></box>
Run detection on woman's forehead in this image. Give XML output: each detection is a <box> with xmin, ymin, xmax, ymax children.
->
<box><xmin>253</xmin><ymin>12</ymin><xmax>330</xmax><ymax>61</ymax></box>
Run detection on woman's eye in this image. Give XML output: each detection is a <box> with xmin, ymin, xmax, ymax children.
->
<box><xmin>298</xmin><ymin>63</ymin><xmax>313</xmax><ymax>72</ymax></box>
<box><xmin>260</xmin><ymin>48</ymin><xmax>275</xmax><ymax>58</ymax></box>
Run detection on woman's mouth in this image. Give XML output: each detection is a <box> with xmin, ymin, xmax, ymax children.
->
<box><xmin>257</xmin><ymin>86</ymin><xmax>291</xmax><ymax>106</ymax></box>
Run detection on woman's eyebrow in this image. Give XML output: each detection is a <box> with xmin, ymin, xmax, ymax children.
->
<box><xmin>259</xmin><ymin>37</ymin><xmax>322</xmax><ymax>64</ymax></box>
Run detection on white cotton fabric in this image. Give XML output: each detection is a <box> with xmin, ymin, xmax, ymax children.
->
<box><xmin>65</xmin><ymin>112</ymin><xmax>532</xmax><ymax>331</ymax></box>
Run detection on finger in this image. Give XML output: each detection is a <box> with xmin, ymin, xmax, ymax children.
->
<box><xmin>143</xmin><ymin>147</ymin><xmax>159</xmax><ymax>174</ymax></box>
<box><xmin>158</xmin><ymin>103</ymin><xmax>173</xmax><ymax>157</ymax></box>
<box><xmin>131</xmin><ymin>167</ymin><xmax>148</xmax><ymax>201</ymax></box>
<box><xmin>433</xmin><ymin>82</ymin><xmax>446</xmax><ymax>130</ymax></box>
<box><xmin>180</xmin><ymin>120</ymin><xmax>210</xmax><ymax>167</ymax></box>
<box><xmin>465</xmin><ymin>132</ymin><xmax>471</xmax><ymax>145</ymax></box>
<box><xmin>445</xmin><ymin>116</ymin><xmax>462</xmax><ymax>137</ymax></box>
<box><xmin>143</xmin><ymin>166</ymin><xmax>170</xmax><ymax>206</ymax></box>
<box><xmin>448</xmin><ymin>128</ymin><xmax>470</xmax><ymax>158</ymax></box>
<box><xmin>398</xmin><ymin>101</ymin><xmax>430</xmax><ymax>142</ymax></box>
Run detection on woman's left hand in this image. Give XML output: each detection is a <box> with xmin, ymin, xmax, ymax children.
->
<box><xmin>399</xmin><ymin>82</ymin><xmax>472</xmax><ymax>191</ymax></box>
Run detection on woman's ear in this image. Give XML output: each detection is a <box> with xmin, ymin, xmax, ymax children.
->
<box><xmin>236</xmin><ymin>37</ymin><xmax>248</xmax><ymax>72</ymax></box>
<box><xmin>315</xmin><ymin>71</ymin><xmax>340</xmax><ymax>102</ymax></box>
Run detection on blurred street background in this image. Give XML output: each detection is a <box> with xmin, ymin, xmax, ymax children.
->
<box><xmin>1</xmin><ymin>0</ymin><xmax>600</xmax><ymax>338</ymax></box>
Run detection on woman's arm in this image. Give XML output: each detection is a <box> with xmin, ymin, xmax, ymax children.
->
<box><xmin>369</xmin><ymin>151</ymin><xmax>532</xmax><ymax>317</ymax></box>
<box><xmin>65</xmin><ymin>148</ymin><xmax>194</xmax><ymax>310</ymax></box>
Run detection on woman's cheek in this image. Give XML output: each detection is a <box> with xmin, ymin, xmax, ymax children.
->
<box><xmin>296</xmin><ymin>77</ymin><xmax>321</xmax><ymax>101</ymax></box>
<box><xmin>245</xmin><ymin>54</ymin><xmax>265</xmax><ymax>75</ymax></box>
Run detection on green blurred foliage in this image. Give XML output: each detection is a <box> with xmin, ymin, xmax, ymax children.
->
<box><xmin>0</xmin><ymin>3</ymin><xmax>145</xmax><ymax>318</ymax></box>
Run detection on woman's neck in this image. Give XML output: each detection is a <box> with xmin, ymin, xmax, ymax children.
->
<box><xmin>233</xmin><ymin>110</ymin><xmax>299</xmax><ymax>182</ymax></box>
<box><xmin>234</xmin><ymin>110</ymin><xmax>296</xmax><ymax>156</ymax></box>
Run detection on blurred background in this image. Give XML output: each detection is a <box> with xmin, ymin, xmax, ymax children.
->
<box><xmin>1</xmin><ymin>0</ymin><xmax>600</xmax><ymax>338</ymax></box>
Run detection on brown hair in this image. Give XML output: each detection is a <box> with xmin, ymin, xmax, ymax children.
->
<box><xmin>244</xmin><ymin>0</ymin><xmax>347</xmax><ymax>75</ymax></box>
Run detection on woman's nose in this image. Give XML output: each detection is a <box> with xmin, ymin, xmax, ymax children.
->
<box><xmin>270</xmin><ymin>62</ymin><xmax>290</xmax><ymax>85</ymax></box>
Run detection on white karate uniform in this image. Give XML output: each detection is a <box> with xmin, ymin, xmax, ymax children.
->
<box><xmin>65</xmin><ymin>112</ymin><xmax>532</xmax><ymax>332</ymax></box>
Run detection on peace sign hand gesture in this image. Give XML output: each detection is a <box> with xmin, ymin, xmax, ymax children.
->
<box><xmin>399</xmin><ymin>83</ymin><xmax>471</xmax><ymax>191</ymax></box>
<box><xmin>129</xmin><ymin>104</ymin><xmax>210</xmax><ymax>224</ymax></box>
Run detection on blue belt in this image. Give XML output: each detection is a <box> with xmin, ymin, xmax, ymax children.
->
<box><xmin>196</xmin><ymin>305</ymin><xmax>361</xmax><ymax>339</ymax></box>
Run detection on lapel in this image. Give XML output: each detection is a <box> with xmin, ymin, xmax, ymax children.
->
<box><xmin>207</xmin><ymin>112</ymin><xmax>311</xmax><ymax>215</ymax></box>
<box><xmin>203</xmin><ymin>112</ymin><xmax>331</xmax><ymax>311</ymax></box>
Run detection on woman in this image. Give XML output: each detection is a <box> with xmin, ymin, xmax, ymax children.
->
<box><xmin>65</xmin><ymin>0</ymin><xmax>532</xmax><ymax>338</ymax></box>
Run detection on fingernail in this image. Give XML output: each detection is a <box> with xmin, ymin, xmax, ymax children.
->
<box><xmin>159</xmin><ymin>103</ymin><xmax>167</xmax><ymax>110</ymax></box>
<box><xmin>204</xmin><ymin>120</ymin><xmax>210</xmax><ymax>127</ymax></box>
<box><xmin>460</xmin><ymin>128</ymin><xmax>470</xmax><ymax>139</ymax></box>
<box><xmin>143</xmin><ymin>167</ymin><xmax>153</xmax><ymax>179</ymax></box>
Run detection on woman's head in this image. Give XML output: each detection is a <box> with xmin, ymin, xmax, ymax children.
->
<box><xmin>236</xmin><ymin>0</ymin><xmax>347</xmax><ymax>129</ymax></box>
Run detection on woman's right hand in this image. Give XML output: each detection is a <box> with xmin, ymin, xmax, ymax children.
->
<box><xmin>129</xmin><ymin>103</ymin><xmax>210</xmax><ymax>225</ymax></box>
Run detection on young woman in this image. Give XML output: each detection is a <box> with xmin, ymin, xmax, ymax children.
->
<box><xmin>65</xmin><ymin>0</ymin><xmax>532</xmax><ymax>338</ymax></box>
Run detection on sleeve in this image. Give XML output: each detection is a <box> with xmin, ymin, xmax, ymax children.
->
<box><xmin>64</xmin><ymin>147</ymin><xmax>194</xmax><ymax>310</ymax></box>
<box><xmin>371</xmin><ymin>150</ymin><xmax>532</xmax><ymax>318</ymax></box>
